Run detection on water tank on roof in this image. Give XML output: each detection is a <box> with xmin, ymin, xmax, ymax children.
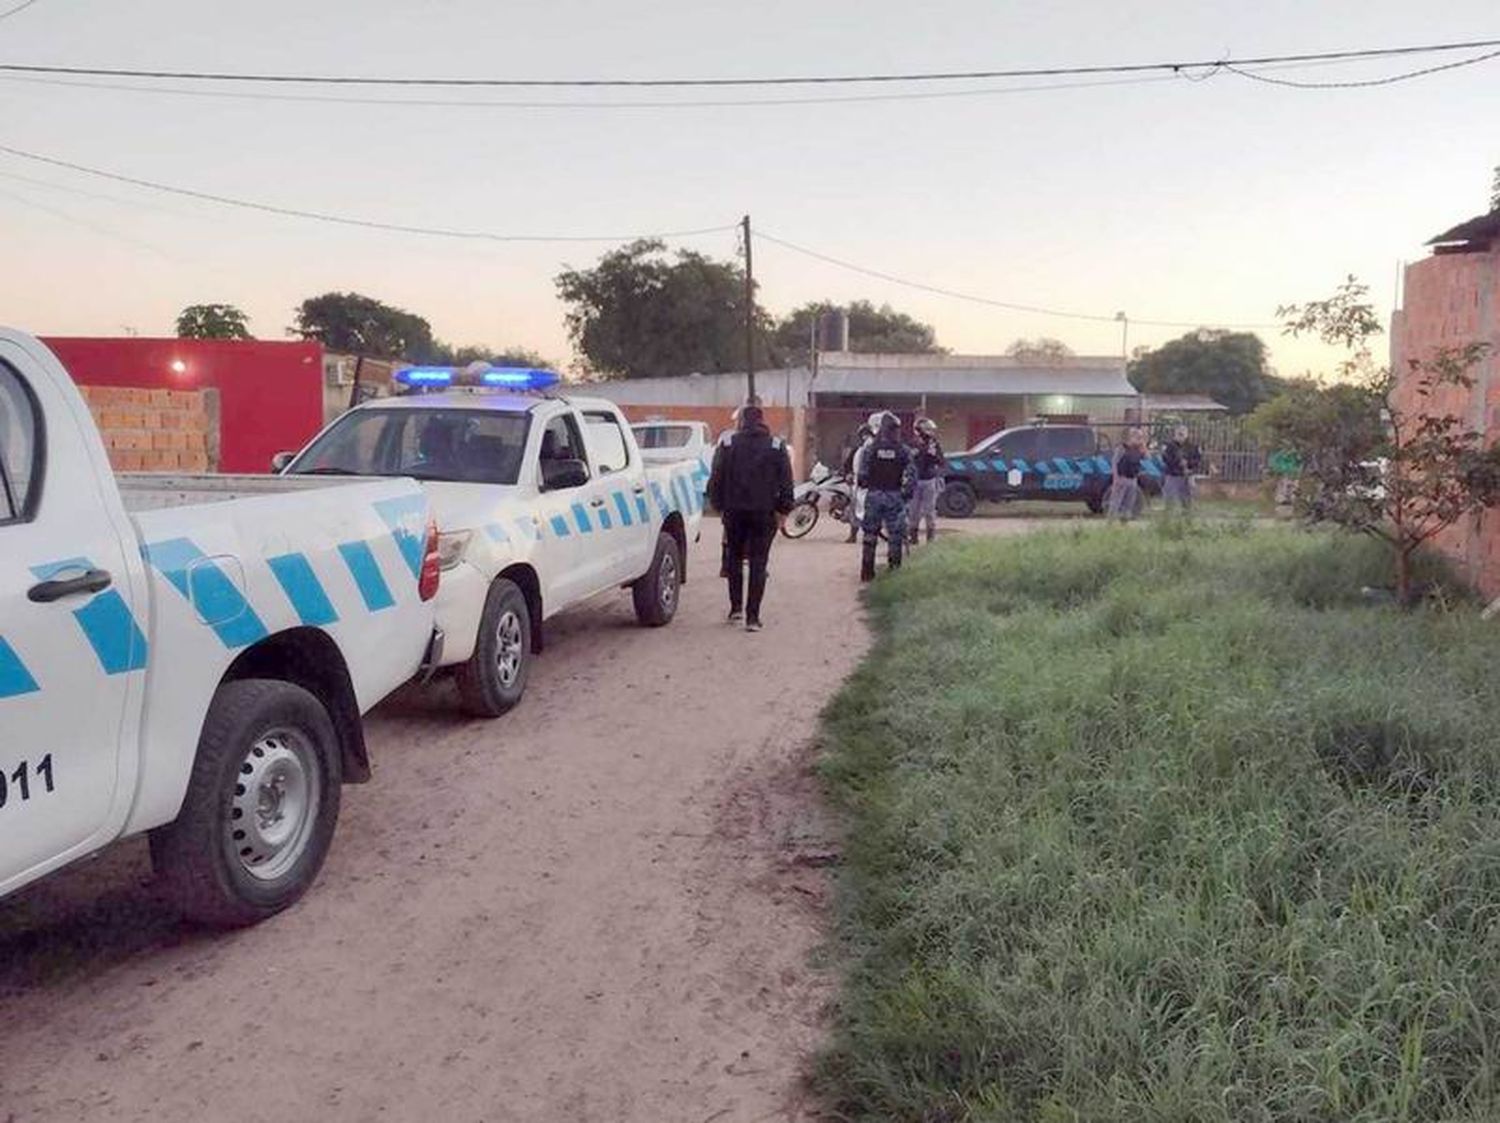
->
<box><xmin>816</xmin><ymin>309</ymin><xmax>849</xmax><ymax>353</ymax></box>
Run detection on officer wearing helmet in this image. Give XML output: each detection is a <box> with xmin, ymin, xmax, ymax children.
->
<box><xmin>857</xmin><ymin>411</ymin><xmax>914</xmax><ymax>581</ymax></box>
<box><xmin>906</xmin><ymin>417</ymin><xmax>945</xmax><ymax>545</ymax></box>
<box><xmin>840</xmin><ymin>419</ymin><xmax>876</xmax><ymax>543</ymax></box>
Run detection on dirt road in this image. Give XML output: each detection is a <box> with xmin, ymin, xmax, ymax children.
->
<box><xmin>0</xmin><ymin>519</ymin><xmax>885</xmax><ymax>1123</ymax></box>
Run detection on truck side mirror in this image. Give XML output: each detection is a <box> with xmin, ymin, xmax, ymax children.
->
<box><xmin>540</xmin><ymin>458</ymin><xmax>589</xmax><ymax>491</ymax></box>
<box><xmin>270</xmin><ymin>451</ymin><xmax>295</xmax><ymax>474</ymax></box>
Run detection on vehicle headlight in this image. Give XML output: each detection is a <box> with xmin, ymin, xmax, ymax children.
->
<box><xmin>436</xmin><ymin>530</ymin><xmax>472</xmax><ymax>571</ymax></box>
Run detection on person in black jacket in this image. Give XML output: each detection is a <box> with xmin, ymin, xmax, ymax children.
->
<box><xmin>708</xmin><ymin>405</ymin><xmax>795</xmax><ymax>632</ymax></box>
<box><xmin>858</xmin><ymin>411</ymin><xmax>914</xmax><ymax>581</ymax></box>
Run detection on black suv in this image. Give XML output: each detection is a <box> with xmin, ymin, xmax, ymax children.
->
<box><xmin>937</xmin><ymin>424</ymin><xmax>1161</xmax><ymax>517</ymax></box>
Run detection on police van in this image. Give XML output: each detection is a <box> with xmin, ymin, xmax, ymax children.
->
<box><xmin>279</xmin><ymin>364</ymin><xmax>706</xmax><ymax>717</ymax></box>
<box><xmin>1</xmin><ymin>330</ymin><xmax>442</xmax><ymax>925</ymax></box>
<box><xmin>937</xmin><ymin>422</ymin><xmax>1164</xmax><ymax>517</ymax></box>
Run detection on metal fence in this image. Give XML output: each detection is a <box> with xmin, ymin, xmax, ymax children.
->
<box><xmin>1098</xmin><ymin>416</ymin><xmax>1266</xmax><ymax>483</ymax></box>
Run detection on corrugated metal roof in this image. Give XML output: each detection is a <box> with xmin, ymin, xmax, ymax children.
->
<box><xmin>811</xmin><ymin>364</ymin><xmax>1135</xmax><ymax>397</ymax></box>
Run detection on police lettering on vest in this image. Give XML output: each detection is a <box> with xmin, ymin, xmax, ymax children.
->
<box><xmin>863</xmin><ymin>440</ymin><xmax>908</xmax><ymax>491</ymax></box>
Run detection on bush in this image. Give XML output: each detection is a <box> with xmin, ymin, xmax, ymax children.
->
<box><xmin>819</xmin><ymin>526</ymin><xmax>1500</xmax><ymax>1122</ymax></box>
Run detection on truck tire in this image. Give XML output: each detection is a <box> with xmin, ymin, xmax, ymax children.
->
<box><xmin>457</xmin><ymin>578</ymin><xmax>532</xmax><ymax>718</ymax></box>
<box><xmin>149</xmin><ymin>679</ymin><xmax>342</xmax><ymax>927</ymax></box>
<box><xmin>938</xmin><ymin>481</ymin><xmax>977</xmax><ymax>518</ymax></box>
<box><xmin>633</xmin><ymin>530</ymin><xmax>682</xmax><ymax>627</ymax></box>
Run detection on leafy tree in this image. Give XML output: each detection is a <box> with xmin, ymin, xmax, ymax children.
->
<box><xmin>1129</xmin><ymin>329</ymin><xmax>1274</xmax><ymax>414</ymax></box>
<box><xmin>291</xmin><ymin>292</ymin><xmax>439</xmax><ymax>361</ymax></box>
<box><xmin>1005</xmin><ymin>337</ymin><xmax>1074</xmax><ymax>364</ymax></box>
<box><xmin>1249</xmin><ymin>277</ymin><xmax>1500</xmax><ymax>604</ymax></box>
<box><xmin>176</xmin><ymin>303</ymin><xmax>252</xmax><ymax>340</ymax></box>
<box><xmin>555</xmin><ymin>239</ymin><xmax>772</xmax><ymax>379</ymax></box>
<box><xmin>772</xmin><ymin>300</ymin><xmax>943</xmax><ymax>365</ymax></box>
<box><xmin>1491</xmin><ymin>163</ymin><xmax>1500</xmax><ymax>212</ymax></box>
<box><xmin>437</xmin><ymin>343</ymin><xmax>556</xmax><ymax>370</ymax></box>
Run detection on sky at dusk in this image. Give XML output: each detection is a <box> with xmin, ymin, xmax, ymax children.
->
<box><xmin>0</xmin><ymin>0</ymin><xmax>1494</xmax><ymax>378</ymax></box>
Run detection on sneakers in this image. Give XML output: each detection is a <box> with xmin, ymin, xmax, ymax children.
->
<box><xmin>745</xmin><ymin>617</ymin><xmax>763</xmax><ymax>632</ymax></box>
<box><xmin>727</xmin><ymin>608</ymin><xmax>744</xmax><ymax>623</ymax></box>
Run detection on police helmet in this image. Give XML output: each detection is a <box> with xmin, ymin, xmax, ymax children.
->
<box><xmin>916</xmin><ymin>417</ymin><xmax>937</xmax><ymax>436</ymax></box>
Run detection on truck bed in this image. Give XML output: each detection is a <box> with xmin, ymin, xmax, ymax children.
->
<box><xmin>117</xmin><ymin>472</ymin><xmax>376</xmax><ymax>512</ymax></box>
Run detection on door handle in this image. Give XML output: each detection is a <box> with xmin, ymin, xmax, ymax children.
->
<box><xmin>632</xmin><ymin>485</ymin><xmax>647</xmax><ymax>495</ymax></box>
<box><xmin>28</xmin><ymin>568</ymin><xmax>114</xmax><ymax>603</ymax></box>
<box><xmin>589</xmin><ymin>498</ymin><xmax>606</xmax><ymax>508</ymax></box>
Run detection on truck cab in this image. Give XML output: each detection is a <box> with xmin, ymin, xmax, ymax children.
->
<box><xmin>938</xmin><ymin>423</ymin><xmax>1162</xmax><ymax>516</ymax></box>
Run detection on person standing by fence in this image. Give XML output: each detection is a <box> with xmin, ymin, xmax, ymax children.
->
<box><xmin>1161</xmin><ymin>425</ymin><xmax>1193</xmax><ymax>513</ymax></box>
<box><xmin>708</xmin><ymin>404</ymin><xmax>794</xmax><ymax>632</ymax></box>
<box><xmin>906</xmin><ymin>417</ymin><xmax>944</xmax><ymax>544</ymax></box>
<box><xmin>1108</xmin><ymin>428</ymin><xmax>1146</xmax><ymax>521</ymax></box>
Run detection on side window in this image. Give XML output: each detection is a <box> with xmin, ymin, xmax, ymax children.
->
<box><xmin>538</xmin><ymin>413</ymin><xmax>588</xmax><ymax>472</ymax></box>
<box><xmin>995</xmin><ymin>430</ymin><xmax>1042</xmax><ymax>461</ymax></box>
<box><xmin>0</xmin><ymin>361</ymin><xmax>42</xmax><ymax>525</ymax></box>
<box><xmin>582</xmin><ymin>411</ymin><xmax>632</xmax><ymax>474</ymax></box>
<box><xmin>1043</xmin><ymin>428</ymin><xmax>1094</xmax><ymax>459</ymax></box>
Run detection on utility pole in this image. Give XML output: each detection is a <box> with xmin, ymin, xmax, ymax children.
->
<box><xmin>742</xmin><ymin>214</ymin><xmax>756</xmax><ymax>403</ymax></box>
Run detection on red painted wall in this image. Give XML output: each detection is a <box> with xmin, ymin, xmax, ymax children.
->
<box><xmin>41</xmin><ymin>337</ymin><xmax>324</xmax><ymax>474</ymax></box>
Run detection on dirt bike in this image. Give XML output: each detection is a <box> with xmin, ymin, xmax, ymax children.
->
<box><xmin>781</xmin><ymin>462</ymin><xmax>856</xmax><ymax>539</ymax></box>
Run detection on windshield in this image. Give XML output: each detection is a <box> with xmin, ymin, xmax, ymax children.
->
<box><xmin>290</xmin><ymin>407</ymin><xmax>531</xmax><ymax>485</ymax></box>
<box><xmin>633</xmin><ymin>424</ymin><xmax>695</xmax><ymax>450</ymax></box>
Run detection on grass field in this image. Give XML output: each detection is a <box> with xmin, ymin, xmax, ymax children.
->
<box><xmin>818</xmin><ymin>525</ymin><xmax>1500</xmax><ymax>1122</ymax></box>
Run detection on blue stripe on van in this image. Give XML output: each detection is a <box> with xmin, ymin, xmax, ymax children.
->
<box><xmin>337</xmin><ymin>541</ymin><xmax>395</xmax><ymax>612</ymax></box>
<box><xmin>612</xmin><ymin>490</ymin><xmax>635</xmax><ymax>527</ymax></box>
<box><xmin>571</xmin><ymin>503</ymin><xmax>593</xmax><ymax>534</ymax></box>
<box><xmin>635</xmin><ymin>492</ymin><xmax>650</xmax><ymax>522</ymax></box>
<box><xmin>141</xmin><ymin>538</ymin><xmax>269</xmax><ymax>648</ymax></box>
<box><xmin>373</xmin><ymin>494</ymin><xmax>427</xmax><ymax>579</ymax></box>
<box><xmin>30</xmin><ymin>556</ymin><xmax>148</xmax><ymax>674</ymax></box>
<box><xmin>267</xmin><ymin>552</ymin><xmax>340</xmax><ymax>627</ymax></box>
<box><xmin>651</xmin><ymin>481</ymin><xmax>672</xmax><ymax>517</ymax></box>
<box><xmin>594</xmin><ymin>503</ymin><xmax>613</xmax><ymax>530</ymax></box>
<box><xmin>0</xmin><ymin>637</ymin><xmax>39</xmax><ymax>698</ymax></box>
<box><xmin>549</xmin><ymin>514</ymin><xmax>571</xmax><ymax>538</ymax></box>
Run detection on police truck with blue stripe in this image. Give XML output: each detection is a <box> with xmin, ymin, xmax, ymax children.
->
<box><xmin>1</xmin><ymin>330</ymin><xmax>442</xmax><ymax>926</ymax></box>
<box><xmin>937</xmin><ymin>422</ymin><xmax>1164</xmax><ymax>517</ymax></box>
<box><xmin>278</xmin><ymin>363</ymin><xmax>705</xmax><ymax>717</ymax></box>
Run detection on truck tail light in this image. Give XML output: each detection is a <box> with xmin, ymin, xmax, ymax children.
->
<box><xmin>419</xmin><ymin>519</ymin><xmax>442</xmax><ymax>602</ymax></box>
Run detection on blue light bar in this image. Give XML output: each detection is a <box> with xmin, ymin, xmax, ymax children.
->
<box><xmin>480</xmin><ymin>367</ymin><xmax>560</xmax><ymax>390</ymax></box>
<box><xmin>396</xmin><ymin>367</ymin><xmax>455</xmax><ymax>387</ymax></box>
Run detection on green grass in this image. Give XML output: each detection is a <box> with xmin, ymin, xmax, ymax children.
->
<box><xmin>818</xmin><ymin>525</ymin><xmax>1500</xmax><ymax>1122</ymax></box>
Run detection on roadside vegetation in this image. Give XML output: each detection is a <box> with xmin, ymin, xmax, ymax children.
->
<box><xmin>819</xmin><ymin>525</ymin><xmax>1500</xmax><ymax>1122</ymax></box>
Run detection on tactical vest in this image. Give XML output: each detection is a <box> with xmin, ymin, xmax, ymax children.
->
<box><xmin>865</xmin><ymin>440</ymin><xmax>906</xmax><ymax>491</ymax></box>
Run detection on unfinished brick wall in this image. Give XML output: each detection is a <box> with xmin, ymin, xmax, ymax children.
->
<box><xmin>76</xmin><ymin>385</ymin><xmax>221</xmax><ymax>473</ymax></box>
<box><xmin>1392</xmin><ymin>242</ymin><xmax>1500</xmax><ymax>595</ymax></box>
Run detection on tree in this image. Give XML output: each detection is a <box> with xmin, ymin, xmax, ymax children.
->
<box><xmin>1491</xmin><ymin>163</ymin><xmax>1500</xmax><ymax>212</ymax></box>
<box><xmin>555</xmin><ymin>239</ymin><xmax>772</xmax><ymax>379</ymax></box>
<box><xmin>436</xmin><ymin>343</ymin><xmax>556</xmax><ymax>370</ymax></box>
<box><xmin>291</xmin><ymin>292</ymin><xmax>439</xmax><ymax>361</ymax></box>
<box><xmin>1005</xmin><ymin>337</ymin><xmax>1074</xmax><ymax>364</ymax></box>
<box><xmin>1128</xmin><ymin>329</ymin><xmax>1274</xmax><ymax>414</ymax></box>
<box><xmin>772</xmin><ymin>300</ymin><xmax>943</xmax><ymax>365</ymax></box>
<box><xmin>1248</xmin><ymin>277</ymin><xmax>1500</xmax><ymax>604</ymax></box>
<box><xmin>176</xmin><ymin>303</ymin><xmax>252</xmax><ymax>340</ymax></box>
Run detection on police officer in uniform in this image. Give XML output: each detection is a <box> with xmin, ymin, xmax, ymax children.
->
<box><xmin>857</xmin><ymin>411</ymin><xmax>914</xmax><ymax>582</ymax></box>
<box><xmin>708</xmin><ymin>404</ymin><xmax>794</xmax><ymax>631</ymax></box>
<box><xmin>906</xmin><ymin>417</ymin><xmax>944</xmax><ymax>545</ymax></box>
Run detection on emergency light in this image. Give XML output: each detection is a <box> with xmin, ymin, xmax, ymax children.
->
<box><xmin>393</xmin><ymin>363</ymin><xmax>561</xmax><ymax>393</ymax></box>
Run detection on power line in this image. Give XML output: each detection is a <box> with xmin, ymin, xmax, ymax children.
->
<box><xmin>0</xmin><ymin>141</ymin><xmax>737</xmax><ymax>243</ymax></box>
<box><xmin>0</xmin><ymin>37</ymin><xmax>1497</xmax><ymax>88</ymax></box>
<box><xmin>1224</xmin><ymin>46</ymin><xmax>1500</xmax><ymax>88</ymax></box>
<box><xmin>0</xmin><ymin>0</ymin><xmax>46</xmax><ymax>23</ymax></box>
<box><xmin>755</xmin><ymin>229</ymin><xmax>1280</xmax><ymax>331</ymax></box>
<box><xmin>0</xmin><ymin>70</ymin><xmax>1186</xmax><ymax>109</ymax></box>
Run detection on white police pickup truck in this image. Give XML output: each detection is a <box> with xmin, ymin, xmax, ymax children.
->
<box><xmin>1</xmin><ymin>330</ymin><xmax>441</xmax><ymax>926</ymax></box>
<box><xmin>279</xmin><ymin>365</ymin><xmax>708</xmax><ymax>717</ymax></box>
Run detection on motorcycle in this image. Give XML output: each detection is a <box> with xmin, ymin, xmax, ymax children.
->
<box><xmin>781</xmin><ymin>461</ymin><xmax>856</xmax><ymax>539</ymax></box>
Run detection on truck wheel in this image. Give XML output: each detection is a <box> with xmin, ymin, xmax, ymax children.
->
<box><xmin>457</xmin><ymin>578</ymin><xmax>532</xmax><ymax>718</ymax></box>
<box><xmin>633</xmin><ymin>530</ymin><xmax>682</xmax><ymax>627</ymax></box>
<box><xmin>149</xmin><ymin>679</ymin><xmax>342</xmax><ymax>927</ymax></box>
<box><xmin>938</xmin><ymin>481</ymin><xmax>977</xmax><ymax>518</ymax></box>
<box><xmin>1087</xmin><ymin>490</ymin><xmax>1107</xmax><ymax>515</ymax></box>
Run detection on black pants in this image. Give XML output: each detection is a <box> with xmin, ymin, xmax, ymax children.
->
<box><xmin>723</xmin><ymin>510</ymin><xmax>777</xmax><ymax>618</ymax></box>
